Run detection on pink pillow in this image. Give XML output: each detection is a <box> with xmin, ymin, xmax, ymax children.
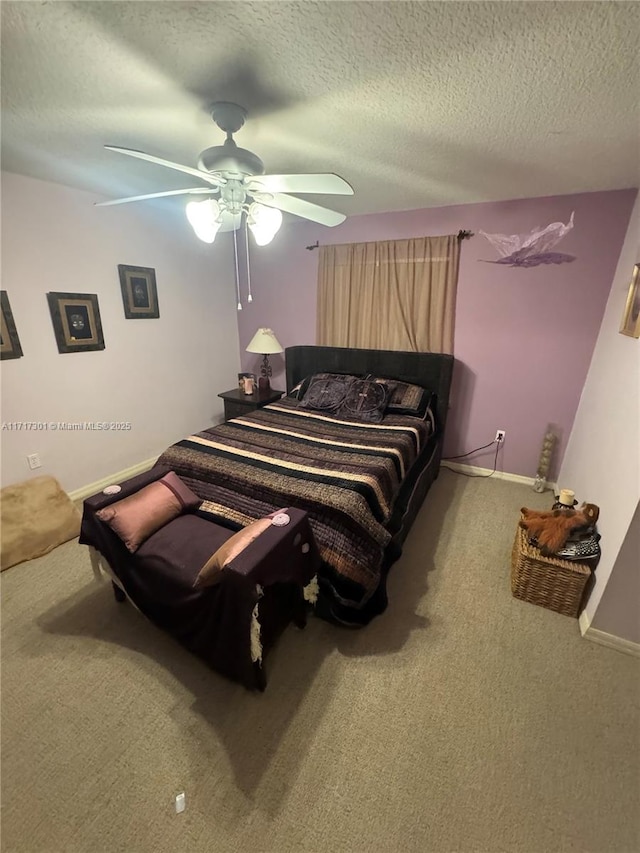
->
<box><xmin>193</xmin><ymin>508</ymin><xmax>289</xmax><ymax>588</ymax></box>
<box><xmin>194</xmin><ymin>517</ymin><xmax>272</xmax><ymax>588</ymax></box>
<box><xmin>96</xmin><ymin>472</ymin><xmax>201</xmax><ymax>553</ymax></box>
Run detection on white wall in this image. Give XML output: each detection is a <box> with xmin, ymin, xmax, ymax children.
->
<box><xmin>592</xmin><ymin>503</ymin><xmax>640</xmax><ymax>644</ymax></box>
<box><xmin>558</xmin><ymin>192</ymin><xmax>640</xmax><ymax>631</ymax></box>
<box><xmin>1</xmin><ymin>172</ymin><xmax>241</xmax><ymax>492</ymax></box>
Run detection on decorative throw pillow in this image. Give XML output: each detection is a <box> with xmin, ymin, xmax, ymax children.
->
<box><xmin>299</xmin><ymin>374</ymin><xmax>356</xmax><ymax>412</ymax></box>
<box><xmin>367</xmin><ymin>375</ymin><xmax>435</xmax><ymax>419</ymax></box>
<box><xmin>286</xmin><ymin>379</ymin><xmax>307</xmax><ymax>400</ymax></box>
<box><xmin>293</xmin><ymin>372</ymin><xmax>361</xmax><ymax>405</ymax></box>
<box><xmin>193</xmin><ymin>509</ymin><xmax>289</xmax><ymax>588</ymax></box>
<box><xmin>96</xmin><ymin>471</ymin><xmax>201</xmax><ymax>553</ymax></box>
<box><xmin>337</xmin><ymin>378</ymin><xmax>389</xmax><ymax>423</ymax></box>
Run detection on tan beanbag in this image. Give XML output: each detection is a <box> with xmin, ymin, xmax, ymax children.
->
<box><xmin>0</xmin><ymin>475</ymin><xmax>81</xmax><ymax>570</ymax></box>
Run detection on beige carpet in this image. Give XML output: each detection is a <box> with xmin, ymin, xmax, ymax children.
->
<box><xmin>1</xmin><ymin>473</ymin><xmax>638</xmax><ymax>853</ymax></box>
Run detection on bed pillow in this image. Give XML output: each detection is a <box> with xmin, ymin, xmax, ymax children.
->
<box><xmin>299</xmin><ymin>373</ymin><xmax>357</xmax><ymax>412</ymax></box>
<box><xmin>96</xmin><ymin>472</ymin><xmax>202</xmax><ymax>553</ymax></box>
<box><xmin>286</xmin><ymin>379</ymin><xmax>307</xmax><ymax>400</ymax></box>
<box><xmin>193</xmin><ymin>508</ymin><xmax>290</xmax><ymax>588</ymax></box>
<box><xmin>337</xmin><ymin>378</ymin><xmax>390</xmax><ymax>423</ymax></box>
<box><xmin>367</xmin><ymin>376</ymin><xmax>435</xmax><ymax>420</ymax></box>
<box><xmin>290</xmin><ymin>372</ymin><xmax>361</xmax><ymax>403</ymax></box>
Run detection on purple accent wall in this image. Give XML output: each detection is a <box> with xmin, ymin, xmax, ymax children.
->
<box><xmin>238</xmin><ymin>189</ymin><xmax>636</xmax><ymax>478</ymax></box>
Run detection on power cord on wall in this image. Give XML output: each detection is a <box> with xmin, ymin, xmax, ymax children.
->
<box><xmin>444</xmin><ymin>440</ymin><xmax>496</xmax><ymax>460</ymax></box>
<box><xmin>443</xmin><ymin>438</ymin><xmax>502</xmax><ymax>478</ymax></box>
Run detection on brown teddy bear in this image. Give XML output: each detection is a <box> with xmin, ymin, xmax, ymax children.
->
<box><xmin>519</xmin><ymin>503</ymin><xmax>599</xmax><ymax>555</ymax></box>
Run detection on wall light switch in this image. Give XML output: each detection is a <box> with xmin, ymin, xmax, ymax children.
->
<box><xmin>27</xmin><ymin>453</ymin><xmax>41</xmax><ymax>469</ymax></box>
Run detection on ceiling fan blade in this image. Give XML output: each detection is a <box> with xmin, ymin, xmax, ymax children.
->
<box><xmin>245</xmin><ymin>173</ymin><xmax>353</xmax><ymax>196</ymax></box>
<box><xmin>95</xmin><ymin>188</ymin><xmax>214</xmax><ymax>207</ymax></box>
<box><xmin>255</xmin><ymin>192</ymin><xmax>346</xmax><ymax>227</ymax></box>
<box><xmin>105</xmin><ymin>146</ymin><xmax>226</xmax><ymax>188</ymax></box>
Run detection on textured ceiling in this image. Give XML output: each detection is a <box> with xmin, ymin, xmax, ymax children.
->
<box><xmin>2</xmin><ymin>1</ymin><xmax>639</xmax><ymax>218</ymax></box>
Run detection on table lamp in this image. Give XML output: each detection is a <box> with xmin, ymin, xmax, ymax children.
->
<box><xmin>246</xmin><ymin>328</ymin><xmax>284</xmax><ymax>391</ymax></box>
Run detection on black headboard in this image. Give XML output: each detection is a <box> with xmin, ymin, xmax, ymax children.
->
<box><xmin>285</xmin><ymin>345</ymin><xmax>454</xmax><ymax>439</ymax></box>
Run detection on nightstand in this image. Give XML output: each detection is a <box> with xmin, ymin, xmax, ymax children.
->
<box><xmin>218</xmin><ymin>387</ymin><xmax>284</xmax><ymax>421</ymax></box>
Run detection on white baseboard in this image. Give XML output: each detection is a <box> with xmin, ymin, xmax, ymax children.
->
<box><xmin>578</xmin><ymin>609</ymin><xmax>591</xmax><ymax>636</ymax></box>
<box><xmin>441</xmin><ymin>460</ymin><xmax>556</xmax><ymax>490</ymax></box>
<box><xmin>579</xmin><ymin>608</ymin><xmax>640</xmax><ymax>657</ymax></box>
<box><xmin>582</xmin><ymin>625</ymin><xmax>640</xmax><ymax>658</ymax></box>
<box><xmin>69</xmin><ymin>456</ymin><xmax>157</xmax><ymax>502</ymax></box>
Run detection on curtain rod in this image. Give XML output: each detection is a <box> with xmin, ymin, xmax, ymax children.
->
<box><xmin>305</xmin><ymin>230</ymin><xmax>474</xmax><ymax>250</ymax></box>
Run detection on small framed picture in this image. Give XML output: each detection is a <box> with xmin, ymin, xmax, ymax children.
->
<box><xmin>118</xmin><ymin>264</ymin><xmax>159</xmax><ymax>319</ymax></box>
<box><xmin>0</xmin><ymin>291</ymin><xmax>23</xmax><ymax>360</ymax></box>
<box><xmin>238</xmin><ymin>372</ymin><xmax>257</xmax><ymax>394</ymax></box>
<box><xmin>619</xmin><ymin>263</ymin><xmax>640</xmax><ymax>339</ymax></box>
<box><xmin>47</xmin><ymin>292</ymin><xmax>105</xmax><ymax>354</ymax></box>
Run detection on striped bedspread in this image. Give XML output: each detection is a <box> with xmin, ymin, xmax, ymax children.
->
<box><xmin>156</xmin><ymin>398</ymin><xmax>433</xmax><ymax>624</ymax></box>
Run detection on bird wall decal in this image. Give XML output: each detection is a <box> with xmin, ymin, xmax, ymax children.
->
<box><xmin>479</xmin><ymin>212</ymin><xmax>575</xmax><ymax>267</ymax></box>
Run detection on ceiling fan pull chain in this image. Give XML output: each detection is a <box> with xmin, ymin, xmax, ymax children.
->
<box><xmin>244</xmin><ymin>219</ymin><xmax>253</xmax><ymax>303</ymax></box>
<box><xmin>233</xmin><ymin>225</ymin><xmax>242</xmax><ymax>311</ymax></box>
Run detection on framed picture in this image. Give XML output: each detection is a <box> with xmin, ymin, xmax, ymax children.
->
<box><xmin>238</xmin><ymin>372</ymin><xmax>257</xmax><ymax>393</ymax></box>
<box><xmin>118</xmin><ymin>264</ymin><xmax>159</xmax><ymax>319</ymax></box>
<box><xmin>620</xmin><ymin>264</ymin><xmax>640</xmax><ymax>339</ymax></box>
<box><xmin>47</xmin><ymin>292</ymin><xmax>105</xmax><ymax>354</ymax></box>
<box><xmin>0</xmin><ymin>290</ymin><xmax>22</xmax><ymax>359</ymax></box>
<box><xmin>0</xmin><ymin>291</ymin><xmax>23</xmax><ymax>360</ymax></box>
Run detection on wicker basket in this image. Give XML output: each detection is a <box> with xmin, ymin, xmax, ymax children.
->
<box><xmin>511</xmin><ymin>522</ymin><xmax>592</xmax><ymax>618</ymax></box>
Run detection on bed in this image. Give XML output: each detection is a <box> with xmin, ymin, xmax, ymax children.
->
<box><xmin>156</xmin><ymin>345</ymin><xmax>454</xmax><ymax>626</ymax></box>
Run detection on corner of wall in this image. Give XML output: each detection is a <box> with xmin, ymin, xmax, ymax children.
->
<box><xmin>558</xmin><ymin>190</ymin><xmax>640</xmax><ymax>638</ymax></box>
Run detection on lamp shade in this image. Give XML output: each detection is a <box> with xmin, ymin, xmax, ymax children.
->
<box><xmin>246</xmin><ymin>328</ymin><xmax>284</xmax><ymax>354</ymax></box>
<box><xmin>186</xmin><ymin>198</ymin><xmax>222</xmax><ymax>243</ymax></box>
<box><xmin>247</xmin><ymin>202</ymin><xmax>283</xmax><ymax>246</ymax></box>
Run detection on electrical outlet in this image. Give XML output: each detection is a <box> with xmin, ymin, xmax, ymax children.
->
<box><xmin>27</xmin><ymin>453</ymin><xmax>42</xmax><ymax>469</ymax></box>
<box><xmin>495</xmin><ymin>430</ymin><xmax>506</xmax><ymax>444</ymax></box>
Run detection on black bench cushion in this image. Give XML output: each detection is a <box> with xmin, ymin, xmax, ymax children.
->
<box><xmin>136</xmin><ymin>514</ymin><xmax>233</xmax><ymax>592</ymax></box>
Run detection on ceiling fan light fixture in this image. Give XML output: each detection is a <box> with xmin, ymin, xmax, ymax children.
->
<box><xmin>186</xmin><ymin>198</ymin><xmax>222</xmax><ymax>243</ymax></box>
<box><xmin>247</xmin><ymin>202</ymin><xmax>282</xmax><ymax>246</ymax></box>
<box><xmin>101</xmin><ymin>104</ymin><xmax>351</xmax><ymax>246</ymax></box>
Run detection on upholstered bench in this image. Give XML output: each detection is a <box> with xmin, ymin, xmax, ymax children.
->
<box><xmin>80</xmin><ymin>467</ymin><xmax>320</xmax><ymax>690</ymax></box>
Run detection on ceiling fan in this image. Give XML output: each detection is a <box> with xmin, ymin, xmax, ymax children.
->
<box><xmin>97</xmin><ymin>102</ymin><xmax>353</xmax><ymax>246</ymax></box>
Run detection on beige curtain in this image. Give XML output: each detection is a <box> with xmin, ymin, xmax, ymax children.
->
<box><xmin>316</xmin><ymin>234</ymin><xmax>460</xmax><ymax>353</ymax></box>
